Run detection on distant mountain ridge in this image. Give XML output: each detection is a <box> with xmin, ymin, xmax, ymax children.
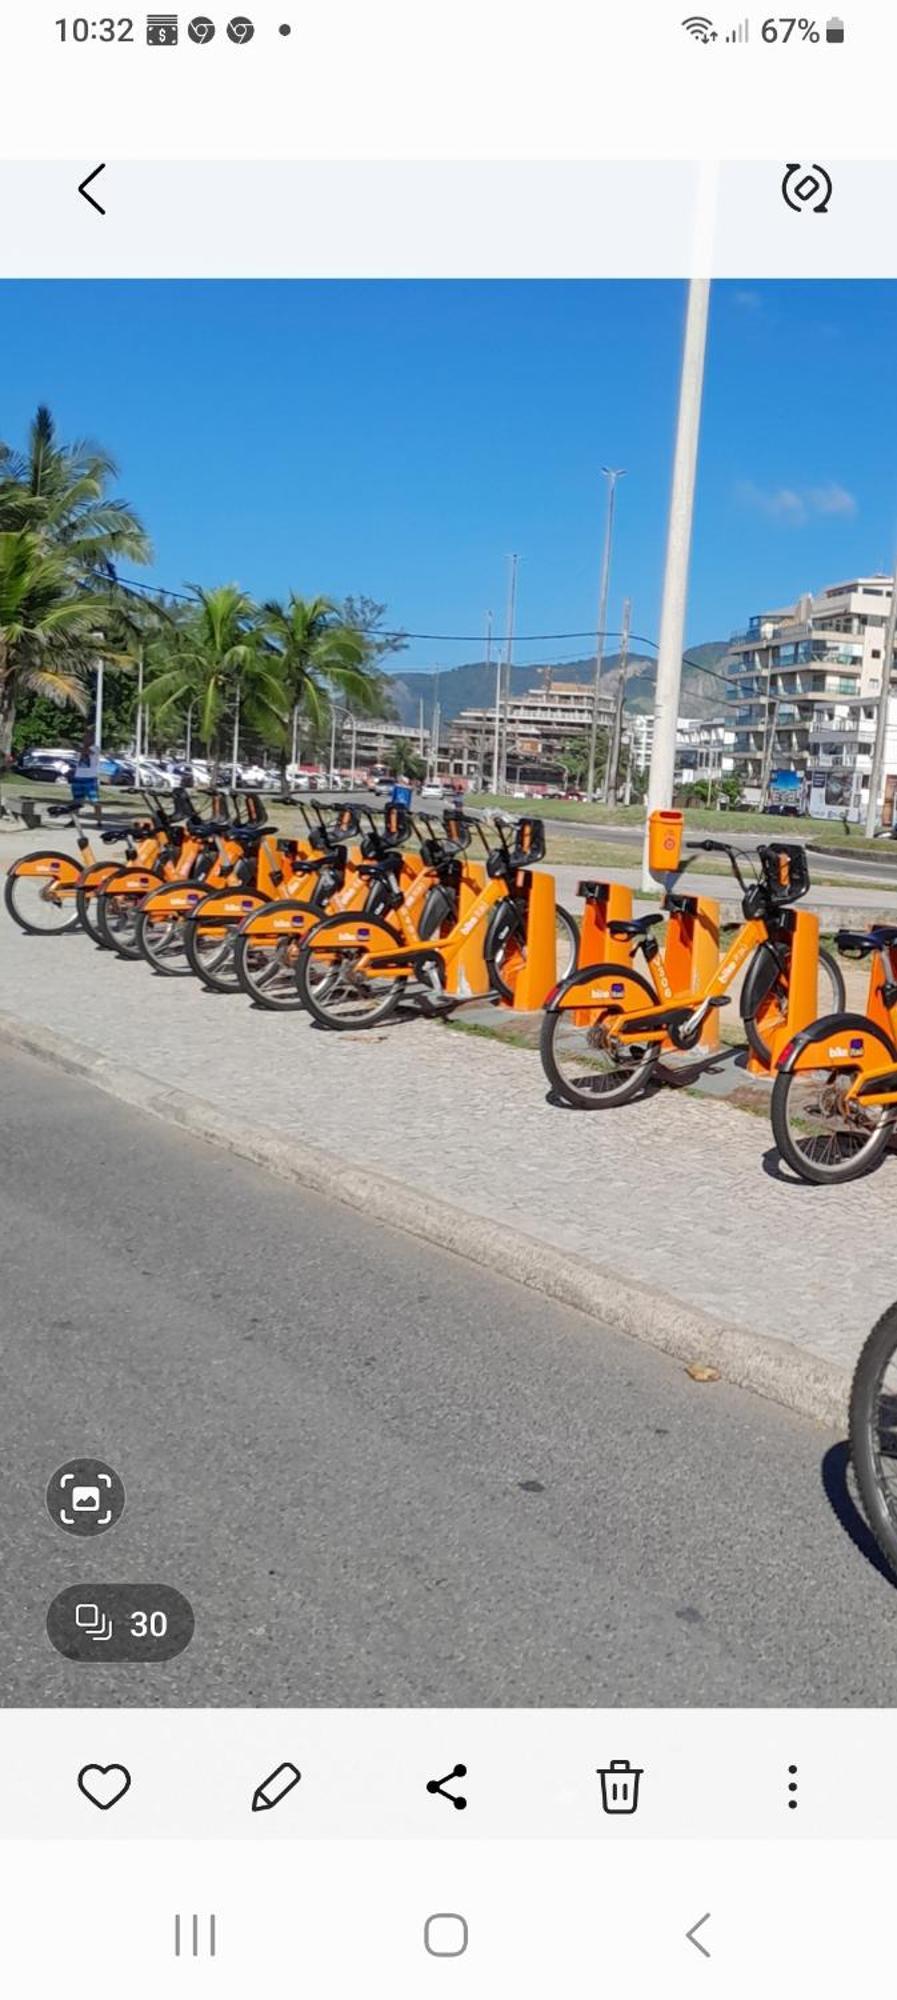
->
<box><xmin>387</xmin><ymin>642</ymin><xmax>730</xmax><ymax>728</ymax></box>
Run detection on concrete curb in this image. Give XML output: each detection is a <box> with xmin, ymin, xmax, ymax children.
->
<box><xmin>0</xmin><ymin>1008</ymin><xmax>849</xmax><ymax>1431</ymax></box>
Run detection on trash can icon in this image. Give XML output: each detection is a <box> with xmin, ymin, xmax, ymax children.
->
<box><xmin>597</xmin><ymin>1758</ymin><xmax>643</xmax><ymax>1815</ymax></box>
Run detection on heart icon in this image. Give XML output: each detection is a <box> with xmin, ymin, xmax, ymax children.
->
<box><xmin>77</xmin><ymin>1763</ymin><xmax>131</xmax><ymax>1811</ymax></box>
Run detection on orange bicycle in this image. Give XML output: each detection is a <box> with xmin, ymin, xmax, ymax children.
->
<box><xmin>295</xmin><ymin>810</ymin><xmax>578</xmax><ymax>1030</ymax></box>
<box><xmin>539</xmin><ymin>837</ymin><xmax>844</xmax><ymax>1108</ymax></box>
<box><xmin>183</xmin><ymin>802</ymin><xmax>366</xmax><ymax>996</ymax></box>
<box><xmin>4</xmin><ymin>793</ymin><xmax>168</xmax><ymax>939</ymax></box>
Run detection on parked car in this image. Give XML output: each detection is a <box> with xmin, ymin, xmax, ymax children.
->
<box><xmin>98</xmin><ymin>754</ymin><xmax>135</xmax><ymax>786</ymax></box>
<box><xmin>17</xmin><ymin>746</ymin><xmax>76</xmax><ymax>782</ymax></box>
<box><xmin>420</xmin><ymin>783</ymin><xmax>443</xmax><ymax>799</ymax></box>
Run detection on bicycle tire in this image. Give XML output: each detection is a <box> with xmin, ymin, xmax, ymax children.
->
<box><xmin>95</xmin><ymin>870</ymin><xmax>164</xmax><ymax>959</ymax></box>
<box><xmin>75</xmin><ymin>861</ymin><xmax>123</xmax><ymax>947</ymax></box>
<box><xmin>850</xmin><ymin>1302</ymin><xmax>897</xmax><ymax>1579</ymax></box>
<box><xmin>232</xmin><ymin>898</ymin><xmax>325</xmax><ymax>1010</ymax></box>
<box><xmin>295</xmin><ymin>915</ymin><xmax>405</xmax><ymax>1030</ymax></box>
<box><xmin>185</xmin><ymin>889</ymin><xmax>266</xmax><ymax>993</ymax></box>
<box><xmin>4</xmin><ymin>853</ymin><xmax>82</xmax><ymax>936</ymax></box>
<box><xmin>770</xmin><ymin>1028</ymin><xmax>893</xmax><ymax>1185</ymax></box>
<box><xmin>539</xmin><ymin>960</ymin><xmax>661</xmax><ymax>1108</ymax></box>
<box><xmin>742</xmin><ymin>943</ymin><xmax>846</xmax><ymax>1065</ymax></box>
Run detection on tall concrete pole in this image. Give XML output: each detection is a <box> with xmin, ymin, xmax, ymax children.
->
<box><xmin>642</xmin><ymin>280</ymin><xmax>711</xmax><ymax>887</ymax></box>
<box><xmin>586</xmin><ymin>468</ymin><xmax>625</xmax><ymax>801</ymax></box>
<box><xmin>498</xmin><ymin>554</ymin><xmax>518</xmax><ymax>792</ymax></box>
<box><xmin>865</xmin><ymin>546</ymin><xmax>897</xmax><ymax>834</ymax></box>
<box><xmin>606</xmin><ymin>596</ymin><xmax>631</xmax><ymax>804</ymax></box>
<box><xmin>93</xmin><ymin>660</ymin><xmax>104</xmax><ymax>752</ymax></box>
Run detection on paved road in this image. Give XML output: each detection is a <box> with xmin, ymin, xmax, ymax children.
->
<box><xmin>3</xmin><ymin>1044</ymin><xmax>896</xmax><ymax>1707</ymax></box>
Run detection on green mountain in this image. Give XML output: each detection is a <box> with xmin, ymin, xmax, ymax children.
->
<box><xmin>386</xmin><ymin>641</ymin><xmax>730</xmax><ymax>728</ymax></box>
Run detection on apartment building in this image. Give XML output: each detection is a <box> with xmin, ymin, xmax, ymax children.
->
<box><xmin>449</xmin><ymin>679</ymin><xmax>616</xmax><ymax>783</ymax></box>
<box><xmin>629</xmin><ymin>713</ymin><xmax>655</xmax><ymax>773</ymax></box>
<box><xmin>726</xmin><ymin>576</ymin><xmax>894</xmax><ymax>810</ymax></box>
<box><xmin>675</xmin><ymin>714</ymin><xmax>735</xmax><ymax>788</ymax></box>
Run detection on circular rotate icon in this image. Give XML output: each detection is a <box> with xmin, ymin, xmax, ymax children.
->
<box><xmin>227</xmin><ymin>14</ymin><xmax>255</xmax><ymax>39</ymax></box>
<box><xmin>188</xmin><ymin>15</ymin><xmax>216</xmax><ymax>40</ymax></box>
<box><xmin>46</xmin><ymin>1458</ymin><xmax>126</xmax><ymax>1537</ymax></box>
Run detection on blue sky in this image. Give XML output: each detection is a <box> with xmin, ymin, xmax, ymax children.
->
<box><xmin>3</xmin><ymin>278</ymin><xmax>897</xmax><ymax>673</ymax></box>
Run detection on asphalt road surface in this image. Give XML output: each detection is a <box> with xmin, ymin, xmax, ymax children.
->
<box><xmin>3</xmin><ymin>1043</ymin><xmax>895</xmax><ymax>1708</ymax></box>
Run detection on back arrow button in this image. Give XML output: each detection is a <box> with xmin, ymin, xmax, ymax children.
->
<box><xmin>686</xmin><ymin>1912</ymin><xmax>711</xmax><ymax>1959</ymax></box>
<box><xmin>78</xmin><ymin>164</ymin><xmax>106</xmax><ymax>215</ymax></box>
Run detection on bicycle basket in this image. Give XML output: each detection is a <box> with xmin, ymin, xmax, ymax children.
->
<box><xmin>509</xmin><ymin>817</ymin><xmax>547</xmax><ymax>867</ymax></box>
<box><xmin>761</xmin><ymin>841</ymin><xmax>810</xmax><ymax>907</ymax></box>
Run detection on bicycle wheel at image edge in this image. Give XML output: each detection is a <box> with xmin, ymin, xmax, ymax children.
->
<box><xmin>850</xmin><ymin>1303</ymin><xmax>897</xmax><ymax>1577</ymax></box>
<box><xmin>770</xmin><ymin>1031</ymin><xmax>893</xmax><ymax>1185</ymax></box>
<box><xmin>539</xmin><ymin>960</ymin><xmax>662</xmax><ymax>1108</ymax></box>
<box><xmin>742</xmin><ymin>944</ymin><xmax>846</xmax><ymax>1065</ymax></box>
<box><xmin>4</xmin><ymin>855</ymin><xmax>82</xmax><ymax>935</ymax></box>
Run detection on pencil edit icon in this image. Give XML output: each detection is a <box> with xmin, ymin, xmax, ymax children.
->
<box><xmin>251</xmin><ymin>1761</ymin><xmax>301</xmax><ymax>1813</ymax></box>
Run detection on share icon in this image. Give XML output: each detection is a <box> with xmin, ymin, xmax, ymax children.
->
<box><xmin>426</xmin><ymin>1763</ymin><xmax>468</xmax><ymax>1810</ymax></box>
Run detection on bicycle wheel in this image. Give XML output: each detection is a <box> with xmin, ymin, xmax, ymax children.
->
<box><xmin>850</xmin><ymin>1303</ymin><xmax>897</xmax><ymax>1578</ymax></box>
<box><xmin>185</xmin><ymin>889</ymin><xmax>266</xmax><ymax>993</ymax></box>
<box><xmin>743</xmin><ymin>943</ymin><xmax>846</xmax><ymax>1065</ymax></box>
<box><xmin>76</xmin><ymin>861</ymin><xmax>123</xmax><ymax>946</ymax></box>
<box><xmin>232</xmin><ymin>899</ymin><xmax>324</xmax><ymax>1010</ymax></box>
<box><xmin>135</xmin><ymin>903</ymin><xmax>196</xmax><ymax>976</ymax></box>
<box><xmin>95</xmin><ymin>872</ymin><xmax>163</xmax><ymax>959</ymax></box>
<box><xmin>4</xmin><ymin>853</ymin><xmax>82</xmax><ymax>935</ymax></box>
<box><xmin>296</xmin><ymin>917</ymin><xmax>405</xmax><ymax>1030</ymax></box>
<box><xmin>488</xmin><ymin>900</ymin><xmax>580</xmax><ymax>1003</ymax></box>
<box><xmin>539</xmin><ymin>961</ymin><xmax>662</xmax><ymax>1108</ymax></box>
<box><xmin>771</xmin><ymin>1042</ymin><xmax>893</xmax><ymax>1184</ymax></box>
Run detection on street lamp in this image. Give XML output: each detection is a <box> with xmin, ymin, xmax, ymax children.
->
<box><xmin>586</xmin><ymin>470</ymin><xmax>625</xmax><ymax>802</ymax></box>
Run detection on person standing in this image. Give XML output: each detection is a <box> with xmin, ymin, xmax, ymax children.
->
<box><xmin>71</xmin><ymin>729</ymin><xmax>101</xmax><ymax>823</ymax></box>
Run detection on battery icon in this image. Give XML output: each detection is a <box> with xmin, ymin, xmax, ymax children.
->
<box><xmin>826</xmin><ymin>15</ymin><xmax>845</xmax><ymax>40</ymax></box>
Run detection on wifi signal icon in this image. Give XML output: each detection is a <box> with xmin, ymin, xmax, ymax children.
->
<box><xmin>682</xmin><ymin>15</ymin><xmax>716</xmax><ymax>39</ymax></box>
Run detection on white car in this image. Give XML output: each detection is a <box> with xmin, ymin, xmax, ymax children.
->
<box><xmin>420</xmin><ymin>783</ymin><xmax>443</xmax><ymax>798</ymax></box>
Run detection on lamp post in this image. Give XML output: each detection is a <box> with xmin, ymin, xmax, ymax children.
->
<box><xmin>865</xmin><ymin>540</ymin><xmax>897</xmax><ymax>835</ymax></box>
<box><xmin>586</xmin><ymin>469</ymin><xmax>625</xmax><ymax>801</ymax></box>
<box><xmin>642</xmin><ymin>279</ymin><xmax>711</xmax><ymax>887</ymax></box>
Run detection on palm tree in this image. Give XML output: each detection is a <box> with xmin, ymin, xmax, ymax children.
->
<box><xmin>260</xmin><ymin>594</ymin><xmax>387</xmax><ymax>775</ymax></box>
<box><xmin>0</xmin><ymin>405</ymin><xmax>152</xmax><ymax>578</ymax></box>
<box><xmin>386</xmin><ymin>735</ymin><xmax>426</xmax><ymax>782</ymax></box>
<box><xmin>146</xmin><ymin>584</ymin><xmax>285</xmax><ymax>776</ymax></box>
<box><xmin>0</xmin><ymin>531</ymin><xmax>125</xmax><ymax>755</ymax></box>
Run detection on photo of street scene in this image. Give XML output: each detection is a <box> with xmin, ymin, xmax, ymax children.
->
<box><xmin>5</xmin><ymin>278</ymin><xmax>897</xmax><ymax>1707</ymax></box>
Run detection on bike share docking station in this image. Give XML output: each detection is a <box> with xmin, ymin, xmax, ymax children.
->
<box><xmin>575</xmin><ymin>810</ymin><xmax>830</xmax><ymax>1074</ymax></box>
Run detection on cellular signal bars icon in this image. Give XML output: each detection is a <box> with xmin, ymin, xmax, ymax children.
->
<box><xmin>725</xmin><ymin>16</ymin><xmax>750</xmax><ymax>39</ymax></box>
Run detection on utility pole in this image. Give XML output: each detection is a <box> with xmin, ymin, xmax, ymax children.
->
<box><xmin>93</xmin><ymin>660</ymin><xmax>105</xmax><ymax>752</ymax></box>
<box><xmin>231</xmin><ymin>682</ymin><xmax>241</xmax><ymax>786</ymax></box>
<box><xmin>586</xmin><ymin>468</ymin><xmax>625</xmax><ymax>801</ymax></box>
<box><xmin>865</xmin><ymin>541</ymin><xmax>897</xmax><ymax>834</ymax></box>
<box><xmin>642</xmin><ymin>280</ymin><xmax>711</xmax><ymax>887</ymax></box>
<box><xmin>498</xmin><ymin>554</ymin><xmax>518</xmax><ymax>792</ymax></box>
<box><xmin>418</xmin><ymin>696</ymin><xmax>425</xmax><ymax>759</ymax></box>
<box><xmin>605</xmin><ymin>597</ymin><xmax>631</xmax><ymax>805</ymax></box>
<box><xmin>430</xmin><ymin>672</ymin><xmax>440</xmax><ymax>782</ymax></box>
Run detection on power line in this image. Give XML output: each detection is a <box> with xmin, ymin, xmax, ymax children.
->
<box><xmin>110</xmin><ymin>574</ymin><xmax>731</xmax><ymax>692</ymax></box>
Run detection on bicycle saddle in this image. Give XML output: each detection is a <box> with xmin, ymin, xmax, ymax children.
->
<box><xmin>836</xmin><ymin>926</ymin><xmax>897</xmax><ymax>955</ymax></box>
<box><xmin>608</xmin><ymin>915</ymin><xmax>664</xmax><ymax>939</ymax></box>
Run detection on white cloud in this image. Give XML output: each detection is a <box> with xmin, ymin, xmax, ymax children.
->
<box><xmin>735</xmin><ymin>479</ymin><xmax>858</xmax><ymax>526</ymax></box>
